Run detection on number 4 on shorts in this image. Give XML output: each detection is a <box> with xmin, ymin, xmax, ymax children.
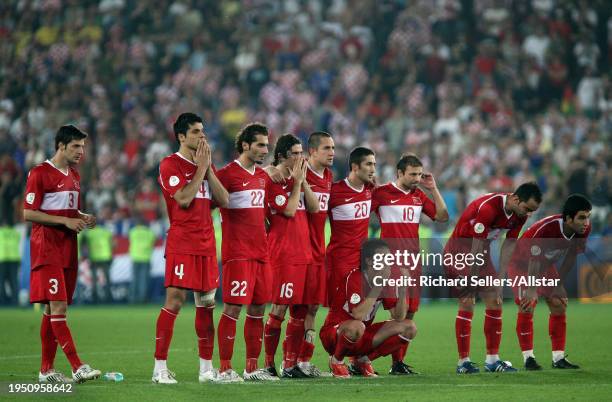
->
<box><xmin>174</xmin><ymin>264</ymin><xmax>184</xmax><ymax>279</ymax></box>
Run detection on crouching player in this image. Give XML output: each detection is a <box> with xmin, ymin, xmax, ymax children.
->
<box><xmin>509</xmin><ymin>194</ymin><xmax>592</xmax><ymax>370</ymax></box>
<box><xmin>263</xmin><ymin>134</ymin><xmax>320</xmax><ymax>378</ymax></box>
<box><xmin>320</xmin><ymin>240</ymin><xmax>417</xmax><ymax>378</ymax></box>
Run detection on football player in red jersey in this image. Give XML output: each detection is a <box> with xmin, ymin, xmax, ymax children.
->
<box><xmin>371</xmin><ymin>154</ymin><xmax>449</xmax><ymax>375</ymax></box>
<box><xmin>214</xmin><ymin>123</ymin><xmax>278</xmax><ymax>382</ymax></box>
<box><xmin>445</xmin><ymin>182</ymin><xmax>542</xmax><ymax>374</ymax></box>
<box><xmin>153</xmin><ymin>113</ymin><xmax>229</xmax><ymax>384</ymax></box>
<box><xmin>262</xmin><ymin>134</ymin><xmax>319</xmax><ymax>378</ymax></box>
<box><xmin>320</xmin><ymin>239</ymin><xmax>417</xmax><ymax>378</ymax></box>
<box><xmin>24</xmin><ymin>125</ymin><xmax>100</xmax><ymax>384</ymax></box>
<box><xmin>326</xmin><ymin>147</ymin><xmax>376</xmax><ymax>307</ymax></box>
<box><xmin>263</xmin><ymin>131</ymin><xmax>335</xmax><ymax>378</ymax></box>
<box><xmin>509</xmin><ymin>194</ymin><xmax>592</xmax><ymax>370</ymax></box>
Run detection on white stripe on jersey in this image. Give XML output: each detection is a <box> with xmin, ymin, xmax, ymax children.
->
<box><xmin>378</xmin><ymin>205</ymin><xmax>423</xmax><ymax>224</ymax></box>
<box><xmin>40</xmin><ymin>191</ymin><xmax>79</xmax><ymax>210</ymax></box>
<box><xmin>313</xmin><ymin>191</ymin><xmax>329</xmax><ymax>211</ymax></box>
<box><xmin>331</xmin><ymin>200</ymin><xmax>371</xmax><ymax>221</ymax></box>
<box><xmin>228</xmin><ymin>189</ymin><xmax>265</xmax><ymax>209</ymax></box>
<box><xmin>194</xmin><ymin>180</ymin><xmax>211</xmax><ymax>200</ymax></box>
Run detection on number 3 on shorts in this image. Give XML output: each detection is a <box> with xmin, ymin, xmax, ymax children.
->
<box><xmin>174</xmin><ymin>264</ymin><xmax>184</xmax><ymax>279</ymax></box>
<box><xmin>49</xmin><ymin>279</ymin><xmax>58</xmax><ymax>295</ymax></box>
<box><xmin>230</xmin><ymin>281</ymin><xmax>247</xmax><ymax>296</ymax></box>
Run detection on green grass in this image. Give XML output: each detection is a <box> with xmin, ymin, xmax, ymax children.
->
<box><xmin>1</xmin><ymin>301</ymin><xmax>611</xmax><ymax>401</ymax></box>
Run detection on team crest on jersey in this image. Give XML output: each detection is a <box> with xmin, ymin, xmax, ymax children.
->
<box><xmin>350</xmin><ymin>293</ymin><xmax>361</xmax><ymax>304</ymax></box>
<box><xmin>26</xmin><ymin>192</ymin><xmax>35</xmax><ymax>204</ymax></box>
<box><xmin>412</xmin><ymin>197</ymin><xmax>422</xmax><ymax>205</ymax></box>
<box><xmin>259</xmin><ymin>178</ymin><xmax>266</xmax><ymax>187</ymax></box>
<box><xmin>73</xmin><ymin>179</ymin><xmax>80</xmax><ymax>189</ymax></box>
<box><xmin>275</xmin><ymin>195</ymin><xmax>287</xmax><ymax>206</ymax></box>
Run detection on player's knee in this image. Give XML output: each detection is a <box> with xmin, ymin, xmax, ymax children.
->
<box><xmin>458</xmin><ymin>300</ymin><xmax>474</xmax><ymax>312</ymax></box>
<box><xmin>546</xmin><ymin>298</ymin><xmax>566</xmax><ymax>314</ymax></box>
<box><xmin>247</xmin><ymin>304</ymin><xmax>266</xmax><ymax>317</ymax></box>
<box><xmin>307</xmin><ymin>304</ymin><xmax>320</xmax><ymax>315</ymax></box>
<box><xmin>195</xmin><ymin>290</ymin><xmax>216</xmax><ymax>307</ymax></box>
<box><xmin>289</xmin><ymin>304</ymin><xmax>308</xmax><ymax>320</ymax></box>
<box><xmin>401</xmin><ymin>320</ymin><xmax>417</xmax><ymax>340</ymax></box>
<box><xmin>223</xmin><ymin>303</ymin><xmax>242</xmax><ymax>319</ymax></box>
<box><xmin>270</xmin><ymin>304</ymin><xmax>288</xmax><ymax>317</ymax></box>
<box><xmin>49</xmin><ymin>302</ymin><xmax>67</xmax><ymax>315</ymax></box>
<box><xmin>343</xmin><ymin>321</ymin><xmax>366</xmax><ymax>341</ymax></box>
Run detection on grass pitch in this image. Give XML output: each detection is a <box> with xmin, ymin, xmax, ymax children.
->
<box><xmin>1</xmin><ymin>301</ymin><xmax>611</xmax><ymax>401</ymax></box>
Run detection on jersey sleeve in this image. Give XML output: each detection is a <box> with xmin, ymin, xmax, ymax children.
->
<box><xmin>421</xmin><ymin>192</ymin><xmax>437</xmax><ymax>220</ymax></box>
<box><xmin>267</xmin><ymin>182</ymin><xmax>289</xmax><ymax>213</ymax></box>
<box><xmin>346</xmin><ymin>272</ymin><xmax>364</xmax><ymax>314</ymax></box>
<box><xmin>468</xmin><ymin>203</ymin><xmax>497</xmax><ymax>238</ymax></box>
<box><xmin>159</xmin><ymin>159</ymin><xmax>186</xmax><ymax>197</ymax></box>
<box><xmin>23</xmin><ymin>168</ymin><xmax>44</xmax><ymax>210</ymax></box>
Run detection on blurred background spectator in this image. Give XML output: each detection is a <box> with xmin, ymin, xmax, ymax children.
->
<box><xmin>0</xmin><ymin>0</ymin><xmax>609</xmax><ymax>304</ymax></box>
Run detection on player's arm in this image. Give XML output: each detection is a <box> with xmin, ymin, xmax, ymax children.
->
<box><xmin>173</xmin><ymin>140</ymin><xmax>209</xmax><ymax>209</ymax></box>
<box><xmin>24</xmin><ymin>209</ymin><xmax>86</xmax><ymax>233</ymax></box>
<box><xmin>350</xmin><ymin>296</ymin><xmax>379</xmax><ymax>321</ymax></box>
<box><xmin>282</xmin><ymin>159</ymin><xmax>307</xmax><ymax>218</ymax></box>
<box><xmin>302</xmin><ymin>180</ymin><xmax>320</xmax><ymax>213</ymax></box>
<box><xmin>420</xmin><ymin>173</ymin><xmax>449</xmax><ymax>222</ymax></box>
<box><xmin>206</xmin><ymin>167</ymin><xmax>229</xmax><ymax>208</ymax></box>
<box><xmin>498</xmin><ymin>237</ymin><xmax>517</xmax><ymax>279</ymax></box>
<box><xmin>520</xmin><ymin>255</ymin><xmax>541</xmax><ymax>310</ymax></box>
<box><xmin>264</xmin><ymin>165</ymin><xmax>285</xmax><ymax>183</ymax></box>
<box><xmin>78</xmin><ymin>210</ymin><xmax>96</xmax><ymax>228</ymax></box>
<box><xmin>389</xmin><ymin>289</ymin><xmax>408</xmax><ymax>321</ymax></box>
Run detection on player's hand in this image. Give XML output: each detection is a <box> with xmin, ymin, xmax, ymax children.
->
<box><xmin>420</xmin><ymin>173</ymin><xmax>437</xmax><ymax>190</ymax></box>
<box><xmin>265</xmin><ymin>165</ymin><xmax>285</xmax><ymax>183</ymax></box>
<box><xmin>195</xmin><ymin>139</ymin><xmax>211</xmax><ymax>172</ymax></box>
<box><xmin>64</xmin><ymin>217</ymin><xmax>87</xmax><ymax>233</ymax></box>
<box><xmin>289</xmin><ymin>158</ymin><xmax>305</xmax><ymax>183</ymax></box>
<box><xmin>519</xmin><ymin>287</ymin><xmax>538</xmax><ymax>310</ymax></box>
<box><xmin>80</xmin><ymin>213</ymin><xmax>96</xmax><ymax>228</ymax></box>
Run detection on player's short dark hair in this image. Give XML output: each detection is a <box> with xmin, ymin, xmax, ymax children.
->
<box><xmin>273</xmin><ymin>134</ymin><xmax>301</xmax><ymax>166</ymax></box>
<box><xmin>235</xmin><ymin>122</ymin><xmax>268</xmax><ymax>154</ymax></box>
<box><xmin>397</xmin><ymin>153</ymin><xmax>423</xmax><ymax>172</ymax></box>
<box><xmin>513</xmin><ymin>182</ymin><xmax>542</xmax><ymax>203</ymax></box>
<box><xmin>349</xmin><ymin>147</ymin><xmax>375</xmax><ymax>171</ymax></box>
<box><xmin>173</xmin><ymin>112</ymin><xmax>203</xmax><ymax>145</ymax></box>
<box><xmin>360</xmin><ymin>239</ymin><xmax>389</xmax><ymax>272</ymax></box>
<box><xmin>55</xmin><ymin>125</ymin><xmax>87</xmax><ymax>150</ymax></box>
<box><xmin>562</xmin><ymin>194</ymin><xmax>592</xmax><ymax>220</ymax></box>
<box><xmin>308</xmin><ymin>131</ymin><xmax>332</xmax><ymax>151</ymax></box>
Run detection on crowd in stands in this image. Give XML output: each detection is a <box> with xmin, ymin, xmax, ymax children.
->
<box><xmin>0</xmin><ymin>0</ymin><xmax>610</xmax><ymax>304</ymax></box>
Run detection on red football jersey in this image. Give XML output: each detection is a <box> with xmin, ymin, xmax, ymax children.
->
<box><xmin>217</xmin><ymin>160</ymin><xmax>270</xmax><ymax>263</ymax></box>
<box><xmin>158</xmin><ymin>152</ymin><xmax>216</xmax><ymax>256</ymax></box>
<box><xmin>267</xmin><ymin>177</ymin><xmax>312</xmax><ymax>266</ymax></box>
<box><xmin>448</xmin><ymin>192</ymin><xmax>527</xmax><ymax>242</ymax></box>
<box><xmin>372</xmin><ymin>182</ymin><xmax>436</xmax><ymax>239</ymax></box>
<box><xmin>327</xmin><ymin>179</ymin><xmax>373</xmax><ymax>265</ymax></box>
<box><xmin>324</xmin><ymin>268</ymin><xmax>396</xmax><ymax>327</ymax></box>
<box><xmin>306</xmin><ymin>165</ymin><xmax>332</xmax><ymax>265</ymax></box>
<box><xmin>511</xmin><ymin>214</ymin><xmax>591</xmax><ymax>266</ymax></box>
<box><xmin>24</xmin><ymin>160</ymin><xmax>81</xmax><ymax>270</ymax></box>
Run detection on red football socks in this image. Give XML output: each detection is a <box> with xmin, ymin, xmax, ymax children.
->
<box><xmin>484</xmin><ymin>309</ymin><xmax>502</xmax><ymax>355</ymax></box>
<box><xmin>516</xmin><ymin>311</ymin><xmax>534</xmax><ymax>352</ymax></box>
<box><xmin>283</xmin><ymin>316</ymin><xmax>305</xmax><ymax>368</ymax></box>
<box><xmin>40</xmin><ymin>313</ymin><xmax>57</xmax><ymax>373</ymax></box>
<box><xmin>195</xmin><ymin>306</ymin><xmax>215</xmax><ymax>360</ymax></box>
<box><xmin>49</xmin><ymin>314</ymin><xmax>82</xmax><ymax>371</ymax></box>
<box><xmin>455</xmin><ymin>310</ymin><xmax>473</xmax><ymax>359</ymax></box>
<box><xmin>549</xmin><ymin>313</ymin><xmax>566</xmax><ymax>352</ymax></box>
<box><xmin>154</xmin><ymin>308</ymin><xmax>178</xmax><ymax>361</ymax></box>
<box><xmin>244</xmin><ymin>314</ymin><xmax>263</xmax><ymax>373</ymax></box>
<box><xmin>264</xmin><ymin>314</ymin><xmax>283</xmax><ymax>367</ymax></box>
<box><xmin>217</xmin><ymin>313</ymin><xmax>237</xmax><ymax>372</ymax></box>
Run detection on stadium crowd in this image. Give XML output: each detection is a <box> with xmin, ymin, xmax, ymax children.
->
<box><xmin>0</xmin><ymin>0</ymin><xmax>610</xmax><ymax>304</ymax></box>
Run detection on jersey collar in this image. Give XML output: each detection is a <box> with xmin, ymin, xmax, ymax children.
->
<box><xmin>344</xmin><ymin>178</ymin><xmax>364</xmax><ymax>193</ymax></box>
<box><xmin>45</xmin><ymin>160</ymin><xmax>69</xmax><ymax>176</ymax></box>
<box><xmin>558</xmin><ymin>219</ymin><xmax>575</xmax><ymax>240</ymax></box>
<box><xmin>234</xmin><ymin>159</ymin><xmax>256</xmax><ymax>175</ymax></box>
<box><xmin>391</xmin><ymin>181</ymin><xmax>412</xmax><ymax>195</ymax></box>
<box><xmin>307</xmin><ymin>162</ymin><xmax>325</xmax><ymax>179</ymax></box>
<box><xmin>175</xmin><ymin>152</ymin><xmax>196</xmax><ymax>166</ymax></box>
